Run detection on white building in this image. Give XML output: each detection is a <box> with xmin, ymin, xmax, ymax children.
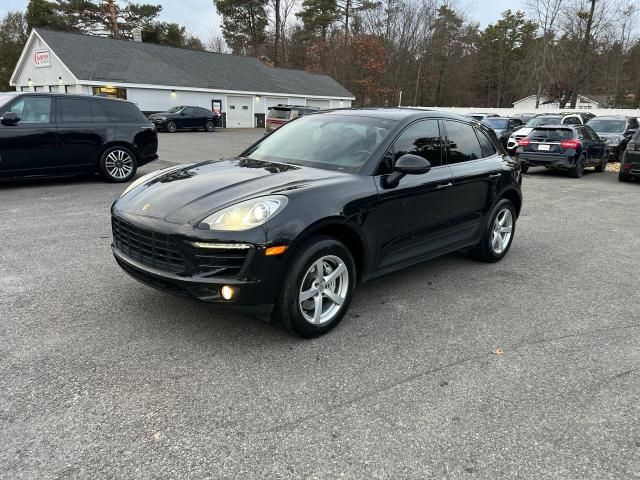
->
<box><xmin>10</xmin><ymin>29</ymin><xmax>355</xmax><ymax>128</ymax></box>
<box><xmin>512</xmin><ymin>94</ymin><xmax>608</xmax><ymax>110</ymax></box>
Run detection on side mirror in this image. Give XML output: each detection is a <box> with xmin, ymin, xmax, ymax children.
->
<box><xmin>625</xmin><ymin>128</ymin><xmax>637</xmax><ymax>137</ymax></box>
<box><xmin>0</xmin><ymin>112</ymin><xmax>20</xmax><ymax>126</ymax></box>
<box><xmin>383</xmin><ymin>154</ymin><xmax>431</xmax><ymax>188</ymax></box>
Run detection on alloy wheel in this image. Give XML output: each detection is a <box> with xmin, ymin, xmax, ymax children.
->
<box><xmin>104</xmin><ymin>149</ymin><xmax>134</xmax><ymax>180</ymax></box>
<box><xmin>167</xmin><ymin>121</ymin><xmax>176</xmax><ymax>133</ymax></box>
<box><xmin>206</xmin><ymin>121</ymin><xmax>214</xmax><ymax>132</ymax></box>
<box><xmin>298</xmin><ymin>255</ymin><xmax>349</xmax><ymax>326</ymax></box>
<box><xmin>491</xmin><ymin>208</ymin><xmax>513</xmax><ymax>255</ymax></box>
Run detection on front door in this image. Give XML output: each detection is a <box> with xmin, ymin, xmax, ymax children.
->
<box><xmin>580</xmin><ymin>126</ymin><xmax>605</xmax><ymax>165</ymax></box>
<box><xmin>443</xmin><ymin>120</ymin><xmax>502</xmax><ymax>246</ymax></box>
<box><xmin>375</xmin><ymin>119</ymin><xmax>455</xmax><ymax>270</ymax></box>
<box><xmin>0</xmin><ymin>95</ymin><xmax>57</xmax><ymax>175</ymax></box>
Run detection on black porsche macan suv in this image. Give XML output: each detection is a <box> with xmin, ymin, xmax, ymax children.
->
<box><xmin>111</xmin><ymin>109</ymin><xmax>523</xmax><ymax>337</ymax></box>
<box><xmin>0</xmin><ymin>92</ymin><xmax>158</xmax><ymax>182</ymax></box>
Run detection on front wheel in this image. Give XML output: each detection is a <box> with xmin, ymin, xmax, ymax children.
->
<box><xmin>619</xmin><ymin>170</ymin><xmax>632</xmax><ymax>182</ymax></box>
<box><xmin>166</xmin><ymin>120</ymin><xmax>177</xmax><ymax>133</ymax></box>
<box><xmin>274</xmin><ymin>236</ymin><xmax>356</xmax><ymax>338</ymax></box>
<box><xmin>99</xmin><ymin>146</ymin><xmax>137</xmax><ymax>183</ymax></box>
<box><xmin>471</xmin><ymin>198</ymin><xmax>516</xmax><ymax>263</ymax></box>
<box><xmin>595</xmin><ymin>152</ymin><xmax>608</xmax><ymax>172</ymax></box>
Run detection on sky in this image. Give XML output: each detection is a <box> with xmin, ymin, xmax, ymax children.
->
<box><xmin>1</xmin><ymin>0</ymin><xmax>529</xmax><ymax>41</ymax></box>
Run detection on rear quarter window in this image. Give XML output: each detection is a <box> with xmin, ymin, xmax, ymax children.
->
<box><xmin>100</xmin><ymin>100</ymin><xmax>147</xmax><ymax>123</ymax></box>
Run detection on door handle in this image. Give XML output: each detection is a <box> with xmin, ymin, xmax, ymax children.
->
<box><xmin>436</xmin><ymin>182</ymin><xmax>453</xmax><ymax>189</ymax></box>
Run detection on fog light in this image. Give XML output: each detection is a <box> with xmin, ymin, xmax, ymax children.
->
<box><xmin>221</xmin><ymin>285</ymin><xmax>235</xmax><ymax>300</ymax></box>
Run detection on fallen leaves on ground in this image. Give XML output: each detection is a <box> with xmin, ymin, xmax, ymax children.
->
<box><xmin>492</xmin><ymin>346</ymin><xmax>504</xmax><ymax>355</ymax></box>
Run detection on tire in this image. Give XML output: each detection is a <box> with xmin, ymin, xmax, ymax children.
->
<box><xmin>520</xmin><ymin>165</ymin><xmax>529</xmax><ymax>174</ymax></box>
<box><xmin>470</xmin><ymin>198</ymin><xmax>516</xmax><ymax>263</ymax></box>
<box><xmin>569</xmin><ymin>155</ymin><xmax>586</xmax><ymax>178</ymax></box>
<box><xmin>205</xmin><ymin>120</ymin><xmax>215</xmax><ymax>132</ymax></box>
<box><xmin>98</xmin><ymin>146</ymin><xmax>137</xmax><ymax>183</ymax></box>
<box><xmin>274</xmin><ymin>236</ymin><xmax>356</xmax><ymax>338</ymax></box>
<box><xmin>166</xmin><ymin>121</ymin><xmax>177</xmax><ymax>133</ymax></box>
<box><xmin>619</xmin><ymin>170</ymin><xmax>632</xmax><ymax>182</ymax></box>
<box><xmin>595</xmin><ymin>152</ymin><xmax>608</xmax><ymax>172</ymax></box>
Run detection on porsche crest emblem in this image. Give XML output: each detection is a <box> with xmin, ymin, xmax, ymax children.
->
<box><xmin>142</xmin><ymin>203</ymin><xmax>152</xmax><ymax>211</ymax></box>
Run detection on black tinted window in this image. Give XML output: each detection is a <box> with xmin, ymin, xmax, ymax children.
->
<box><xmin>91</xmin><ymin>101</ymin><xmax>111</xmax><ymax>122</ymax></box>
<box><xmin>445</xmin><ymin>121</ymin><xmax>482</xmax><ymax>163</ymax></box>
<box><xmin>476</xmin><ymin>129</ymin><xmax>497</xmax><ymax>157</ymax></box>
<box><xmin>9</xmin><ymin>96</ymin><xmax>51</xmax><ymax>123</ymax></box>
<box><xmin>100</xmin><ymin>100</ymin><xmax>146</xmax><ymax>123</ymax></box>
<box><xmin>563</xmin><ymin>116</ymin><xmax>580</xmax><ymax>125</ymax></box>
<box><xmin>59</xmin><ymin>98</ymin><xmax>92</xmax><ymax>123</ymax></box>
<box><xmin>392</xmin><ymin>120</ymin><xmax>442</xmax><ymax>167</ymax></box>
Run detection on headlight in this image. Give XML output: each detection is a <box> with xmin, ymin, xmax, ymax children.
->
<box><xmin>120</xmin><ymin>165</ymin><xmax>184</xmax><ymax>198</ymax></box>
<box><xmin>200</xmin><ymin>195</ymin><xmax>288</xmax><ymax>231</ymax></box>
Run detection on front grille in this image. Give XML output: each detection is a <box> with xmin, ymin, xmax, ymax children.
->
<box><xmin>193</xmin><ymin>249</ymin><xmax>249</xmax><ymax>278</ymax></box>
<box><xmin>112</xmin><ymin>217</ymin><xmax>186</xmax><ymax>273</ymax></box>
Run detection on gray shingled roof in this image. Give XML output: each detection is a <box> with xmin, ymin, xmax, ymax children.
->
<box><xmin>36</xmin><ymin>29</ymin><xmax>354</xmax><ymax>98</ymax></box>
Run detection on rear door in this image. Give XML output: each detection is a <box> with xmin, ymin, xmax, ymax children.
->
<box><xmin>0</xmin><ymin>95</ymin><xmax>57</xmax><ymax>174</ymax></box>
<box><xmin>444</xmin><ymin>120</ymin><xmax>503</xmax><ymax>245</ymax></box>
<box><xmin>57</xmin><ymin>97</ymin><xmax>107</xmax><ymax>169</ymax></box>
<box><xmin>580</xmin><ymin>126</ymin><xmax>605</xmax><ymax>164</ymax></box>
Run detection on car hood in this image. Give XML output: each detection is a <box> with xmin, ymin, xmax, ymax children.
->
<box><xmin>596</xmin><ymin>132</ymin><xmax>624</xmax><ymax>143</ymax></box>
<box><xmin>114</xmin><ymin>158</ymin><xmax>346</xmax><ymax>224</ymax></box>
<box><xmin>512</xmin><ymin>127</ymin><xmax>533</xmax><ymax>137</ymax></box>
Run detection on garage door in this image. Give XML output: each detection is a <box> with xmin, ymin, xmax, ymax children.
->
<box><xmin>227</xmin><ymin>95</ymin><xmax>253</xmax><ymax>128</ymax></box>
<box><xmin>306</xmin><ymin>99</ymin><xmax>330</xmax><ymax>110</ymax></box>
<box><xmin>266</xmin><ymin>96</ymin><xmax>288</xmax><ymax>113</ymax></box>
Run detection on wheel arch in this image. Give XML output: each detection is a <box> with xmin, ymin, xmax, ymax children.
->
<box><xmin>285</xmin><ymin>218</ymin><xmax>369</xmax><ymax>283</ymax></box>
<box><xmin>500</xmin><ymin>187</ymin><xmax>522</xmax><ymax>218</ymax></box>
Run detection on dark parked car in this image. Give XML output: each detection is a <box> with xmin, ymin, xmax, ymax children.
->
<box><xmin>0</xmin><ymin>92</ymin><xmax>158</xmax><ymax>182</ymax></box>
<box><xmin>266</xmin><ymin>105</ymin><xmax>320</xmax><ymax>132</ymax></box>
<box><xmin>111</xmin><ymin>109</ymin><xmax>522</xmax><ymax>337</ymax></box>
<box><xmin>510</xmin><ymin>113</ymin><xmax>539</xmax><ymax>124</ymax></box>
<box><xmin>149</xmin><ymin>106</ymin><xmax>217</xmax><ymax>133</ymax></box>
<box><xmin>586</xmin><ymin>116</ymin><xmax>639</xmax><ymax>162</ymax></box>
<box><xmin>506</xmin><ymin>113</ymin><xmax>586</xmax><ymax>153</ymax></box>
<box><xmin>465</xmin><ymin>112</ymin><xmax>499</xmax><ymax>122</ymax></box>
<box><xmin>516</xmin><ymin>125</ymin><xmax>608</xmax><ymax>177</ymax></box>
<box><xmin>482</xmin><ymin>117</ymin><xmax>524</xmax><ymax>148</ymax></box>
<box><xmin>619</xmin><ymin>129</ymin><xmax>640</xmax><ymax>182</ymax></box>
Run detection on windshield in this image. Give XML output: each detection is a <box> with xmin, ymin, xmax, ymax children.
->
<box><xmin>525</xmin><ymin>116</ymin><xmax>561</xmax><ymax>128</ymax></box>
<box><xmin>167</xmin><ymin>106</ymin><xmax>183</xmax><ymax>113</ymax></box>
<box><xmin>245</xmin><ymin>114</ymin><xmax>398</xmax><ymax>172</ymax></box>
<box><xmin>483</xmin><ymin>118</ymin><xmax>508</xmax><ymax>128</ymax></box>
<box><xmin>586</xmin><ymin>119</ymin><xmax>626</xmax><ymax>133</ymax></box>
<box><xmin>0</xmin><ymin>94</ymin><xmax>17</xmax><ymax>109</ymax></box>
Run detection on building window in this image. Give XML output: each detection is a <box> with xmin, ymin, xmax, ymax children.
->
<box><xmin>20</xmin><ymin>86</ymin><xmax>30</xmax><ymax>92</ymax></box>
<box><xmin>92</xmin><ymin>86</ymin><xmax>127</xmax><ymax>100</ymax></box>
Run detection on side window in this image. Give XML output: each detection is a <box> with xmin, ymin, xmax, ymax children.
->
<box><xmin>91</xmin><ymin>101</ymin><xmax>111</xmax><ymax>123</ymax></box>
<box><xmin>563</xmin><ymin>116</ymin><xmax>579</xmax><ymax>125</ymax></box>
<box><xmin>391</xmin><ymin>120</ymin><xmax>443</xmax><ymax>168</ymax></box>
<box><xmin>184</xmin><ymin>107</ymin><xmax>195</xmax><ymax>115</ymax></box>
<box><xmin>444</xmin><ymin>120</ymin><xmax>483</xmax><ymax>164</ymax></box>
<box><xmin>100</xmin><ymin>100</ymin><xmax>146</xmax><ymax>123</ymax></box>
<box><xmin>584</xmin><ymin>126</ymin><xmax>599</xmax><ymax>140</ymax></box>
<box><xmin>579</xmin><ymin>127</ymin><xmax>592</xmax><ymax>140</ymax></box>
<box><xmin>475</xmin><ymin>129</ymin><xmax>497</xmax><ymax>157</ymax></box>
<box><xmin>59</xmin><ymin>98</ymin><xmax>92</xmax><ymax>123</ymax></box>
<box><xmin>8</xmin><ymin>96</ymin><xmax>52</xmax><ymax>123</ymax></box>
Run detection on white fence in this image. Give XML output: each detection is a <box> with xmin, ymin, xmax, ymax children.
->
<box><xmin>405</xmin><ymin>105</ymin><xmax>640</xmax><ymax>118</ymax></box>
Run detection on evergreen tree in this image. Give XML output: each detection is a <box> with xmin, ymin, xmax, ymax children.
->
<box><xmin>214</xmin><ymin>0</ymin><xmax>268</xmax><ymax>56</ymax></box>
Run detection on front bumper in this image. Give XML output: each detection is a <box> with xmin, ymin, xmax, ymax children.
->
<box><xmin>110</xmin><ymin>215</ymin><xmax>287</xmax><ymax>306</ymax></box>
<box><xmin>518</xmin><ymin>153</ymin><xmax>575</xmax><ymax>169</ymax></box>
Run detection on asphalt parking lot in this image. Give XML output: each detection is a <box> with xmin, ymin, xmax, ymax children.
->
<box><xmin>1</xmin><ymin>129</ymin><xmax>639</xmax><ymax>479</ymax></box>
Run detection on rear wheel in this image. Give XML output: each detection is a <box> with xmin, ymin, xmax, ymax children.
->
<box><xmin>471</xmin><ymin>198</ymin><xmax>516</xmax><ymax>263</ymax></box>
<box><xmin>205</xmin><ymin>120</ymin><xmax>215</xmax><ymax>132</ymax></box>
<box><xmin>569</xmin><ymin>155</ymin><xmax>586</xmax><ymax>178</ymax></box>
<box><xmin>619</xmin><ymin>170</ymin><xmax>632</xmax><ymax>182</ymax></box>
<box><xmin>99</xmin><ymin>146</ymin><xmax>137</xmax><ymax>183</ymax></box>
<box><xmin>166</xmin><ymin>120</ymin><xmax>177</xmax><ymax>133</ymax></box>
<box><xmin>274</xmin><ymin>236</ymin><xmax>356</xmax><ymax>338</ymax></box>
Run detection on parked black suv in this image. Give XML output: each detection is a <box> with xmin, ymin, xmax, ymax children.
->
<box><xmin>619</xmin><ymin>129</ymin><xmax>640</xmax><ymax>182</ymax></box>
<box><xmin>0</xmin><ymin>92</ymin><xmax>158</xmax><ymax>182</ymax></box>
<box><xmin>586</xmin><ymin>116</ymin><xmax>639</xmax><ymax>162</ymax></box>
<box><xmin>149</xmin><ymin>106</ymin><xmax>217</xmax><ymax>133</ymax></box>
<box><xmin>516</xmin><ymin>125</ymin><xmax>608</xmax><ymax>177</ymax></box>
